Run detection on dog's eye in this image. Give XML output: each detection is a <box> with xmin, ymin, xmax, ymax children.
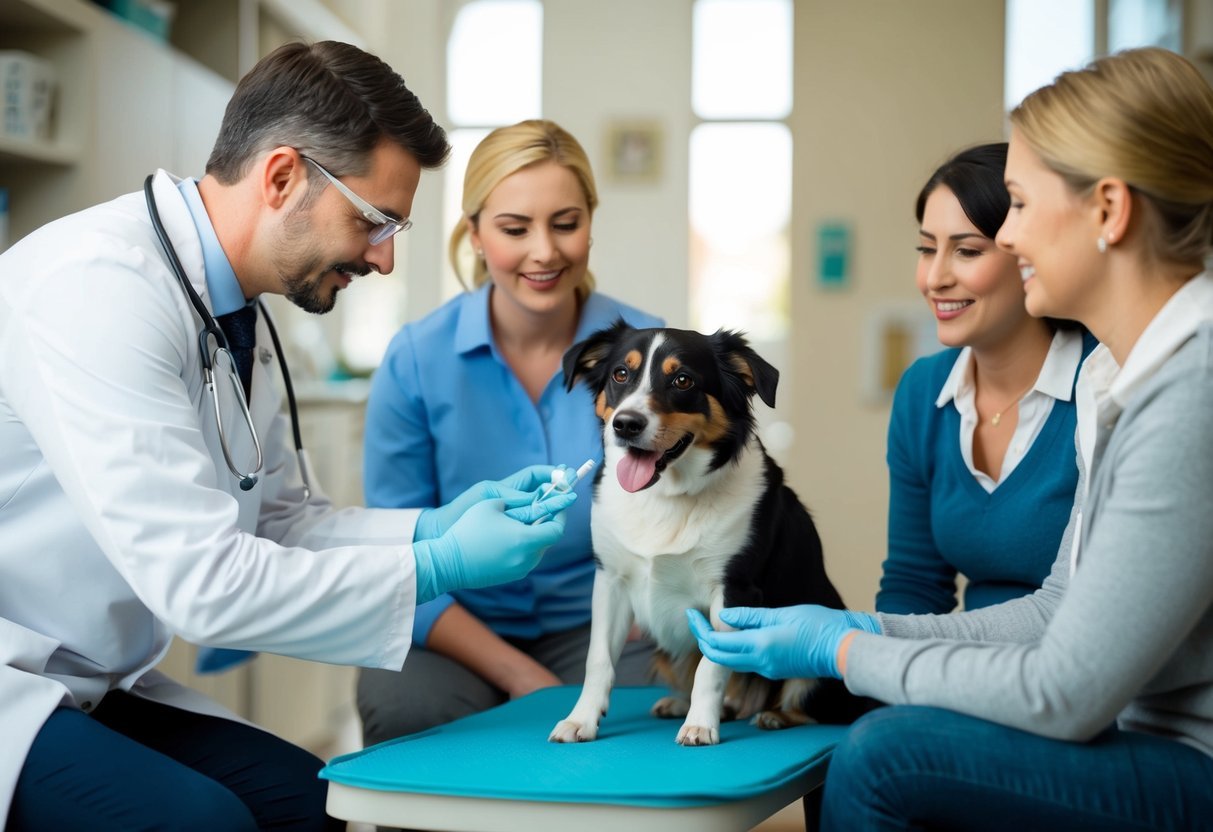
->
<box><xmin>672</xmin><ymin>373</ymin><xmax>694</xmax><ymax>391</ymax></box>
<box><xmin>612</xmin><ymin>367</ymin><xmax>629</xmax><ymax>384</ymax></box>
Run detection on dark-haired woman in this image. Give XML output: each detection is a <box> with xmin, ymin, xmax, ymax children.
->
<box><xmin>876</xmin><ymin>143</ymin><xmax>1096</xmax><ymax>615</ymax></box>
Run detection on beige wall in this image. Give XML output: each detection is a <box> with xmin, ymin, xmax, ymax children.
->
<box><xmin>788</xmin><ymin>1</ymin><xmax>1006</xmax><ymax>610</ymax></box>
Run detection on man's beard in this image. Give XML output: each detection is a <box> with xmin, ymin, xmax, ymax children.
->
<box><xmin>278</xmin><ymin>208</ymin><xmax>371</xmax><ymax>314</ymax></box>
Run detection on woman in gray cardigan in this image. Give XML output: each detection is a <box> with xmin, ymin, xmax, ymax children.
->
<box><xmin>689</xmin><ymin>47</ymin><xmax>1213</xmax><ymax>831</ymax></box>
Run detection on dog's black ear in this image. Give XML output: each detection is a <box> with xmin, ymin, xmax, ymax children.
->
<box><xmin>711</xmin><ymin>329</ymin><xmax>780</xmax><ymax>409</ymax></box>
<box><xmin>562</xmin><ymin>318</ymin><xmax>633</xmax><ymax>392</ymax></box>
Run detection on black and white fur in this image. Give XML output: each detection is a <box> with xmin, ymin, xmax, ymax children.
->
<box><xmin>549</xmin><ymin>321</ymin><xmax>869</xmax><ymax>746</ymax></box>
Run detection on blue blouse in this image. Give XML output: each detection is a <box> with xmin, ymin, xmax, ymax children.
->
<box><xmin>364</xmin><ymin>284</ymin><xmax>662</xmax><ymax>644</ymax></box>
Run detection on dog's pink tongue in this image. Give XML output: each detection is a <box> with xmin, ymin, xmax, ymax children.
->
<box><xmin>617</xmin><ymin>452</ymin><xmax>659</xmax><ymax>493</ymax></box>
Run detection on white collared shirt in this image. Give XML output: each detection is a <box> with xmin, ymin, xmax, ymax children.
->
<box><xmin>936</xmin><ymin>328</ymin><xmax>1086</xmax><ymax>493</ymax></box>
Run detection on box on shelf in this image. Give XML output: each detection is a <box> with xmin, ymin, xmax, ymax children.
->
<box><xmin>0</xmin><ymin>51</ymin><xmax>56</xmax><ymax>143</ymax></box>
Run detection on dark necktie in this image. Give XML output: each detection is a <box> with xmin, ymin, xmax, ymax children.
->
<box><xmin>215</xmin><ymin>303</ymin><xmax>257</xmax><ymax>399</ymax></box>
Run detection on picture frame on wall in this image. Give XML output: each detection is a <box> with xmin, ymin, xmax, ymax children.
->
<box><xmin>859</xmin><ymin>301</ymin><xmax>938</xmax><ymax>404</ymax></box>
<box><xmin>605</xmin><ymin>120</ymin><xmax>662</xmax><ymax>183</ymax></box>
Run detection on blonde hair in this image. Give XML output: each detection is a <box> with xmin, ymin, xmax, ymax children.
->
<box><xmin>1010</xmin><ymin>47</ymin><xmax>1213</xmax><ymax>267</ymax></box>
<box><xmin>449</xmin><ymin>119</ymin><xmax>599</xmax><ymax>302</ymax></box>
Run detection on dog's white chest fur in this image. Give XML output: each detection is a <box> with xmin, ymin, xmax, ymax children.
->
<box><xmin>591</xmin><ymin>444</ymin><xmax>764</xmax><ymax>655</ymax></box>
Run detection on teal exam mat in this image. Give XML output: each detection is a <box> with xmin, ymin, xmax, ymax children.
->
<box><xmin>320</xmin><ymin>685</ymin><xmax>846</xmax><ymax>808</ymax></box>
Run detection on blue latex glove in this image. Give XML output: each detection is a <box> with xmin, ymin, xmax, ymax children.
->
<box><xmin>413</xmin><ymin>464</ymin><xmax>559</xmax><ymax>543</ymax></box>
<box><xmin>687</xmin><ymin>605</ymin><xmax>881</xmax><ymax>680</ymax></box>
<box><xmin>412</xmin><ymin>492</ymin><xmax>575</xmax><ymax>604</ymax></box>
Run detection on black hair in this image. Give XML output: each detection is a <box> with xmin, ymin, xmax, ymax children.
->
<box><xmin>206</xmin><ymin>40</ymin><xmax>450</xmax><ymax>183</ymax></box>
<box><xmin>915</xmin><ymin>143</ymin><xmax>1009</xmax><ymax>239</ymax></box>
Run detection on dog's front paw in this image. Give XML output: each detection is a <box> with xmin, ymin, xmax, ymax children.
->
<box><xmin>675</xmin><ymin>722</ymin><xmax>720</xmax><ymax>746</ymax></box>
<box><xmin>549</xmin><ymin>718</ymin><xmax>599</xmax><ymax>743</ymax></box>
<box><xmin>651</xmin><ymin>695</ymin><xmax>690</xmax><ymax>719</ymax></box>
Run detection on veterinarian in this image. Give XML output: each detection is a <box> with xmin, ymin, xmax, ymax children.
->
<box><xmin>0</xmin><ymin>43</ymin><xmax>576</xmax><ymax>831</ymax></box>
<box><xmin>356</xmin><ymin>120</ymin><xmax>663</xmax><ymax>749</ymax></box>
<box><xmin>690</xmin><ymin>47</ymin><xmax>1213</xmax><ymax>830</ymax></box>
<box><xmin>877</xmin><ymin>143</ymin><xmax>1096</xmax><ymax>615</ymax></box>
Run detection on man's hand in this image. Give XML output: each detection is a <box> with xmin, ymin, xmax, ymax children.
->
<box><xmin>414</xmin><ymin>465</ymin><xmax>558</xmax><ymax>542</ymax></box>
<box><xmin>411</xmin><ymin>494</ymin><xmax>574</xmax><ymax>604</ymax></box>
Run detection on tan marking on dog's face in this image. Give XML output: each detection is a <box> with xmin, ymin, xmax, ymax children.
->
<box><xmin>662</xmin><ymin>355</ymin><xmax>681</xmax><ymax>376</ymax></box>
<box><xmin>662</xmin><ymin>412</ymin><xmax>709</xmax><ymax>446</ymax></box>
<box><xmin>625</xmin><ymin>350</ymin><xmax>643</xmax><ymax>370</ymax></box>
<box><xmin>595</xmin><ymin>391</ymin><xmax>614</xmax><ymax>423</ymax></box>
<box><xmin>702</xmin><ymin>396</ymin><xmax>731</xmax><ymax>443</ymax></box>
<box><xmin>659</xmin><ymin>399</ymin><xmax>731</xmax><ymax>447</ymax></box>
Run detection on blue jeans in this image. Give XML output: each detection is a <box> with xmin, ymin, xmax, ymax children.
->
<box><xmin>8</xmin><ymin>691</ymin><xmax>341</xmax><ymax>831</ymax></box>
<box><xmin>821</xmin><ymin>705</ymin><xmax>1213</xmax><ymax>831</ymax></box>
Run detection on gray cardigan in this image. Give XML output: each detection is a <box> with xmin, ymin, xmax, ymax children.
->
<box><xmin>847</xmin><ymin>322</ymin><xmax>1213</xmax><ymax>758</ymax></box>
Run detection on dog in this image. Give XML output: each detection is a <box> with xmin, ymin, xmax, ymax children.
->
<box><xmin>548</xmin><ymin>321</ymin><xmax>871</xmax><ymax>746</ymax></box>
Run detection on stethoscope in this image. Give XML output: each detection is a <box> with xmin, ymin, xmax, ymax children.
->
<box><xmin>144</xmin><ymin>175</ymin><xmax>313</xmax><ymax>499</ymax></box>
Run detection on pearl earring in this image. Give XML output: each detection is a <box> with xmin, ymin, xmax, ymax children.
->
<box><xmin>588</xmin><ymin>237</ymin><xmax>594</xmax><ymax>248</ymax></box>
<box><xmin>1097</xmin><ymin>236</ymin><xmax>1108</xmax><ymax>254</ymax></box>
<box><xmin>475</xmin><ymin>248</ymin><xmax>484</xmax><ymax>258</ymax></box>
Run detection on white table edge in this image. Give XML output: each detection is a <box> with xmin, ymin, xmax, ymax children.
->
<box><xmin>326</xmin><ymin>767</ymin><xmax>824</xmax><ymax>832</ymax></box>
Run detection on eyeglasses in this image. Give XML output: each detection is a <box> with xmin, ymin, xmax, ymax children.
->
<box><xmin>301</xmin><ymin>155</ymin><xmax>413</xmax><ymax>245</ymax></box>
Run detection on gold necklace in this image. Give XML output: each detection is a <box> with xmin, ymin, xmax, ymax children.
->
<box><xmin>982</xmin><ymin>381</ymin><xmax>1036</xmax><ymax>427</ymax></box>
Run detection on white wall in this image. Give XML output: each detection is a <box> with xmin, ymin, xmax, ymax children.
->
<box><xmin>542</xmin><ymin>0</ymin><xmax>693</xmax><ymax>328</ymax></box>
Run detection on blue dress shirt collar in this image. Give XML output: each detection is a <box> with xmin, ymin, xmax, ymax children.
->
<box><xmin>176</xmin><ymin>178</ymin><xmax>250</xmax><ymax>317</ymax></box>
<box><xmin>453</xmin><ymin>283</ymin><xmax>642</xmax><ymax>357</ymax></box>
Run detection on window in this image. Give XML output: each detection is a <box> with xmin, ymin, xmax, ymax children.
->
<box><xmin>1005</xmin><ymin>0</ymin><xmax>1183</xmax><ymax>112</ymax></box>
<box><xmin>689</xmin><ymin>123</ymin><xmax>791</xmax><ymax>340</ymax></box>
<box><xmin>442</xmin><ymin>0</ymin><xmax>542</xmax><ymax>299</ymax></box>
<box><xmin>1108</xmin><ymin>0</ymin><xmax>1181</xmax><ymax>52</ymax></box>
<box><xmin>1004</xmin><ymin>0</ymin><xmax>1094</xmax><ymax>112</ymax></box>
<box><xmin>689</xmin><ymin>0</ymin><xmax>792</xmax><ymax>342</ymax></box>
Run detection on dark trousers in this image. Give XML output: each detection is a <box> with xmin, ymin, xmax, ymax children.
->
<box><xmin>9</xmin><ymin>691</ymin><xmax>342</xmax><ymax>831</ymax></box>
<box><xmin>820</xmin><ymin>705</ymin><xmax>1213</xmax><ymax>831</ymax></box>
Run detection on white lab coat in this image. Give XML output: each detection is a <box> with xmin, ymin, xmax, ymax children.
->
<box><xmin>0</xmin><ymin>170</ymin><xmax>419</xmax><ymax>820</ymax></box>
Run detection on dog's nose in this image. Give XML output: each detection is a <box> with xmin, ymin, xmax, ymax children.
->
<box><xmin>613</xmin><ymin>410</ymin><xmax>648</xmax><ymax>439</ymax></box>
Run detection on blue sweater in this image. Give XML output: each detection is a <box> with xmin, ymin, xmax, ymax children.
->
<box><xmin>876</xmin><ymin>335</ymin><xmax>1095</xmax><ymax>614</ymax></box>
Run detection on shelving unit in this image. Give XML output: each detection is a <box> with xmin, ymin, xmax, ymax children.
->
<box><xmin>0</xmin><ymin>0</ymin><xmax>97</xmax><ymax>242</ymax></box>
<box><xmin>0</xmin><ymin>0</ymin><xmax>363</xmax><ymax>246</ymax></box>
<box><xmin>170</xmin><ymin>0</ymin><xmax>363</xmax><ymax>83</ymax></box>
